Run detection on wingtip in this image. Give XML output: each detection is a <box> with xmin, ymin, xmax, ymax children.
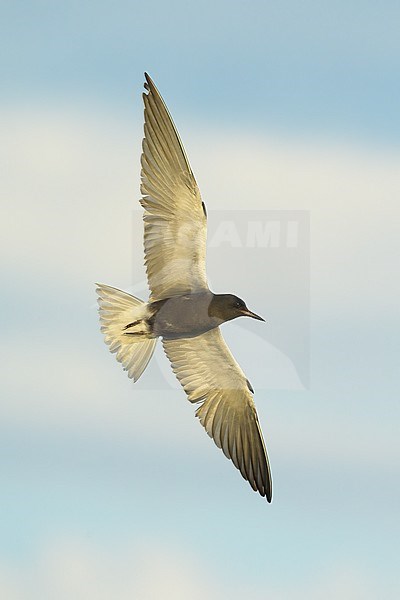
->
<box><xmin>144</xmin><ymin>72</ymin><xmax>154</xmax><ymax>92</ymax></box>
<box><xmin>260</xmin><ymin>486</ymin><xmax>272</xmax><ymax>503</ymax></box>
<box><xmin>266</xmin><ymin>479</ymin><xmax>273</xmax><ymax>503</ymax></box>
<box><xmin>265</xmin><ymin>474</ymin><xmax>273</xmax><ymax>503</ymax></box>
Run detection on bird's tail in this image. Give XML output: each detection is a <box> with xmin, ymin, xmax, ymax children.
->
<box><xmin>96</xmin><ymin>283</ymin><xmax>157</xmax><ymax>382</ymax></box>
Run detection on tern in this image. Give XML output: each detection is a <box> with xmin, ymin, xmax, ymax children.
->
<box><xmin>97</xmin><ymin>73</ymin><xmax>272</xmax><ymax>501</ymax></box>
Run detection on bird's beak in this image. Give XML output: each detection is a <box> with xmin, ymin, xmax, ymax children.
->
<box><xmin>241</xmin><ymin>309</ymin><xmax>265</xmax><ymax>322</ymax></box>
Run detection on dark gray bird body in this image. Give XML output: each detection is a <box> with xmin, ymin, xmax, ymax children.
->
<box><xmin>144</xmin><ymin>292</ymin><xmax>263</xmax><ymax>340</ymax></box>
<box><xmin>149</xmin><ymin>292</ymin><xmax>221</xmax><ymax>339</ymax></box>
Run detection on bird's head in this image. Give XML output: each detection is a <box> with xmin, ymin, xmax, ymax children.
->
<box><xmin>209</xmin><ymin>294</ymin><xmax>265</xmax><ymax>323</ymax></box>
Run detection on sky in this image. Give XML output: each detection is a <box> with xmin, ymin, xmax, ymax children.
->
<box><xmin>1</xmin><ymin>1</ymin><xmax>399</xmax><ymax>598</ymax></box>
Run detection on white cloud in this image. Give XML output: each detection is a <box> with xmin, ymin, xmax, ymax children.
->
<box><xmin>2</xmin><ymin>105</ymin><xmax>399</xmax><ymax>319</ymax></box>
<box><xmin>0</xmin><ymin>334</ymin><xmax>200</xmax><ymax>446</ymax></box>
<box><xmin>1</xmin><ymin>332</ymin><xmax>397</xmax><ymax>479</ymax></box>
<box><xmin>1</xmin><ymin>105</ymin><xmax>399</xmax><ymax>473</ymax></box>
<box><xmin>190</xmin><ymin>129</ymin><xmax>400</xmax><ymax>318</ymax></box>
<box><xmin>0</xmin><ymin>536</ymin><xmax>219</xmax><ymax>600</ymax></box>
<box><xmin>0</xmin><ymin>535</ymin><xmax>382</xmax><ymax>600</ymax></box>
<box><xmin>1</xmin><ymin>106</ymin><xmax>142</xmax><ymax>285</ymax></box>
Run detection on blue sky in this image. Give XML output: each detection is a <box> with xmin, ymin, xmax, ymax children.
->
<box><xmin>1</xmin><ymin>1</ymin><xmax>399</xmax><ymax>598</ymax></box>
<box><xmin>2</xmin><ymin>1</ymin><xmax>400</xmax><ymax>142</ymax></box>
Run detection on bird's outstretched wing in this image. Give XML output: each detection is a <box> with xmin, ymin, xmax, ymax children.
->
<box><xmin>162</xmin><ymin>328</ymin><xmax>272</xmax><ymax>501</ymax></box>
<box><xmin>140</xmin><ymin>73</ymin><xmax>208</xmax><ymax>301</ymax></box>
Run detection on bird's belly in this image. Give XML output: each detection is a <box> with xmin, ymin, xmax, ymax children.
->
<box><xmin>149</xmin><ymin>294</ymin><xmax>219</xmax><ymax>339</ymax></box>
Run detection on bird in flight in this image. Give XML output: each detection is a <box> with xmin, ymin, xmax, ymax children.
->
<box><xmin>97</xmin><ymin>73</ymin><xmax>272</xmax><ymax>502</ymax></box>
